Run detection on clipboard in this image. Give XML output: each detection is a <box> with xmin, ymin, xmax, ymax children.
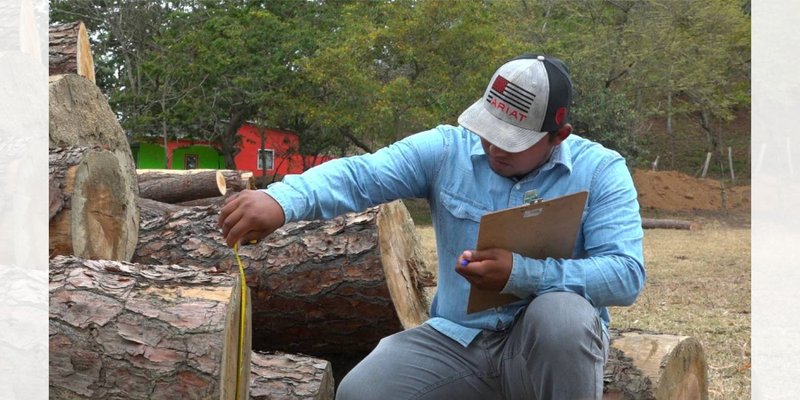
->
<box><xmin>466</xmin><ymin>191</ymin><xmax>588</xmax><ymax>314</ymax></box>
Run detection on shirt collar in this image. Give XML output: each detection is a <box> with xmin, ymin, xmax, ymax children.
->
<box><xmin>469</xmin><ymin>133</ymin><xmax>574</xmax><ymax>174</ymax></box>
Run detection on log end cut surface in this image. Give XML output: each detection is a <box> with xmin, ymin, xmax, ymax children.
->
<box><xmin>376</xmin><ymin>200</ymin><xmax>434</xmax><ymax>328</ymax></box>
<box><xmin>604</xmin><ymin>332</ymin><xmax>708</xmax><ymax>400</ymax></box>
<box><xmin>49</xmin><ymin>147</ymin><xmax>138</xmax><ymax>261</ymax></box>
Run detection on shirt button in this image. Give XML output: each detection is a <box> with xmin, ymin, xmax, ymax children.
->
<box><xmin>515</xmin><ymin>184</ymin><xmax>521</xmax><ymax>190</ymax></box>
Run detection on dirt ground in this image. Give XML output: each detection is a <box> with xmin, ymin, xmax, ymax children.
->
<box><xmin>412</xmin><ymin>169</ymin><xmax>752</xmax><ymax>399</ymax></box>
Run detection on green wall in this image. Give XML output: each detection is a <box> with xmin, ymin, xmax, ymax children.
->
<box><xmin>172</xmin><ymin>145</ymin><xmax>225</xmax><ymax>169</ymax></box>
<box><xmin>134</xmin><ymin>143</ymin><xmax>167</xmax><ymax>169</ymax></box>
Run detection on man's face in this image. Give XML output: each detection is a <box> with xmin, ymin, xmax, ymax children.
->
<box><xmin>479</xmin><ymin>135</ymin><xmax>558</xmax><ymax>179</ymax></box>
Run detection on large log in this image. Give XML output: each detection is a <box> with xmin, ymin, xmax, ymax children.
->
<box><xmin>49</xmin><ymin>21</ymin><xmax>95</xmax><ymax>83</ymax></box>
<box><xmin>49</xmin><ymin>255</ymin><xmax>251</xmax><ymax>400</ymax></box>
<box><xmin>49</xmin><ymin>73</ymin><xmax>140</xmax><ymax>259</ymax></box>
<box><xmin>249</xmin><ymin>351</ymin><xmax>334</xmax><ymax>400</ymax></box>
<box><xmin>604</xmin><ymin>331</ymin><xmax>708</xmax><ymax>400</ymax></box>
<box><xmin>133</xmin><ymin>200</ymin><xmax>435</xmax><ymax>355</ymax></box>
<box><xmin>49</xmin><ymin>146</ymin><xmax>138</xmax><ymax>261</ymax></box>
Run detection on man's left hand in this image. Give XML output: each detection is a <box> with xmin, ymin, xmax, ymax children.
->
<box><xmin>456</xmin><ymin>249</ymin><xmax>513</xmax><ymax>291</ymax></box>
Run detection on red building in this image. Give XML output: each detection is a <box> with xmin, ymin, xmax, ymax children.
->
<box><xmin>234</xmin><ymin>123</ymin><xmax>335</xmax><ymax>178</ymax></box>
<box><xmin>132</xmin><ymin>122</ymin><xmax>334</xmax><ymax>178</ymax></box>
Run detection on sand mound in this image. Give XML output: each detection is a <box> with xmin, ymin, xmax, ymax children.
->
<box><xmin>632</xmin><ymin>169</ymin><xmax>750</xmax><ymax>212</ymax></box>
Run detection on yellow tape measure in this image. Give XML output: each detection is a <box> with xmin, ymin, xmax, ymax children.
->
<box><xmin>233</xmin><ymin>243</ymin><xmax>247</xmax><ymax>400</ymax></box>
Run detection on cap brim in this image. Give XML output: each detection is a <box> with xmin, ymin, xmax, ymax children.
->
<box><xmin>457</xmin><ymin>99</ymin><xmax>548</xmax><ymax>153</ymax></box>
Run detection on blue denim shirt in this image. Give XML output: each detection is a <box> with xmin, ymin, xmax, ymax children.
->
<box><xmin>263</xmin><ymin>125</ymin><xmax>645</xmax><ymax>347</ymax></box>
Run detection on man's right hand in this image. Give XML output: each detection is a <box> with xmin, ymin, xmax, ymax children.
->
<box><xmin>218</xmin><ymin>190</ymin><xmax>286</xmax><ymax>247</ymax></box>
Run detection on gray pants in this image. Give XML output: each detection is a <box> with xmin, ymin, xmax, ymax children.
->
<box><xmin>336</xmin><ymin>292</ymin><xmax>608</xmax><ymax>400</ymax></box>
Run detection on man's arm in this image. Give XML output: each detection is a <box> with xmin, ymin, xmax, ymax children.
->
<box><xmin>219</xmin><ymin>128</ymin><xmax>447</xmax><ymax>247</ymax></box>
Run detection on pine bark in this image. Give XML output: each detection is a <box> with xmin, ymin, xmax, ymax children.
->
<box><xmin>249</xmin><ymin>351</ymin><xmax>334</xmax><ymax>400</ymax></box>
<box><xmin>604</xmin><ymin>331</ymin><xmax>708</xmax><ymax>400</ymax></box>
<box><xmin>133</xmin><ymin>201</ymin><xmax>434</xmax><ymax>355</ymax></box>
<box><xmin>49</xmin><ymin>255</ymin><xmax>251</xmax><ymax>400</ymax></box>
<box><xmin>49</xmin><ymin>21</ymin><xmax>95</xmax><ymax>83</ymax></box>
<box><xmin>49</xmin><ymin>146</ymin><xmax>138</xmax><ymax>261</ymax></box>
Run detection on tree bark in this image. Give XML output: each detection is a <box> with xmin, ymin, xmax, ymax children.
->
<box><xmin>604</xmin><ymin>331</ymin><xmax>708</xmax><ymax>400</ymax></box>
<box><xmin>138</xmin><ymin>172</ymin><xmax>226</xmax><ymax>204</ymax></box>
<box><xmin>49</xmin><ymin>255</ymin><xmax>251</xmax><ymax>400</ymax></box>
<box><xmin>137</xmin><ymin>169</ymin><xmax>254</xmax><ymax>192</ymax></box>
<box><xmin>49</xmin><ymin>21</ymin><xmax>95</xmax><ymax>83</ymax></box>
<box><xmin>133</xmin><ymin>201</ymin><xmax>435</xmax><ymax>356</ymax></box>
<box><xmin>641</xmin><ymin>218</ymin><xmax>699</xmax><ymax>230</ymax></box>
<box><xmin>49</xmin><ymin>146</ymin><xmax>138</xmax><ymax>261</ymax></box>
<box><xmin>249</xmin><ymin>351</ymin><xmax>334</xmax><ymax>400</ymax></box>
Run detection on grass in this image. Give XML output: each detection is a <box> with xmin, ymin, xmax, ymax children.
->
<box><xmin>413</xmin><ymin>215</ymin><xmax>751</xmax><ymax>399</ymax></box>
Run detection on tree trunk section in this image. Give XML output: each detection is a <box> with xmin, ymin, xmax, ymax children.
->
<box><xmin>49</xmin><ymin>255</ymin><xmax>251</xmax><ymax>400</ymax></box>
<box><xmin>604</xmin><ymin>331</ymin><xmax>708</xmax><ymax>400</ymax></box>
<box><xmin>49</xmin><ymin>146</ymin><xmax>138</xmax><ymax>261</ymax></box>
<box><xmin>249</xmin><ymin>351</ymin><xmax>334</xmax><ymax>400</ymax></box>
<box><xmin>138</xmin><ymin>172</ymin><xmax>226</xmax><ymax>204</ymax></box>
<box><xmin>49</xmin><ymin>21</ymin><xmax>95</xmax><ymax>83</ymax></box>
<box><xmin>133</xmin><ymin>200</ymin><xmax>434</xmax><ymax>356</ymax></box>
<box><xmin>48</xmin><ymin>73</ymin><xmax>140</xmax><ymax>258</ymax></box>
<box><xmin>641</xmin><ymin>218</ymin><xmax>699</xmax><ymax>230</ymax></box>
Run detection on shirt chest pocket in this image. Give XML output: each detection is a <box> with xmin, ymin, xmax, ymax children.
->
<box><xmin>437</xmin><ymin>190</ymin><xmax>491</xmax><ymax>255</ymax></box>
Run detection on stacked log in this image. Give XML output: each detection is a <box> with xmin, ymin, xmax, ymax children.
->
<box><xmin>133</xmin><ymin>200</ymin><xmax>435</xmax><ymax>356</ymax></box>
<box><xmin>604</xmin><ymin>331</ymin><xmax>708</xmax><ymax>400</ymax></box>
<box><xmin>641</xmin><ymin>217</ymin><xmax>699</xmax><ymax>230</ymax></box>
<box><xmin>136</xmin><ymin>169</ymin><xmax>255</xmax><ymax>205</ymax></box>
<box><xmin>249</xmin><ymin>351</ymin><xmax>334</xmax><ymax>400</ymax></box>
<box><xmin>49</xmin><ymin>73</ymin><xmax>139</xmax><ymax>261</ymax></box>
<box><xmin>49</xmin><ymin>146</ymin><xmax>138</xmax><ymax>261</ymax></box>
<box><xmin>49</xmin><ymin>255</ymin><xmax>251</xmax><ymax>399</ymax></box>
<box><xmin>49</xmin><ymin>21</ymin><xmax>95</xmax><ymax>83</ymax></box>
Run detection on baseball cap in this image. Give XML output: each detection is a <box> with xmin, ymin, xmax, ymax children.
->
<box><xmin>457</xmin><ymin>54</ymin><xmax>573</xmax><ymax>153</ymax></box>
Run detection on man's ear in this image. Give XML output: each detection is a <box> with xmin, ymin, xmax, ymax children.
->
<box><xmin>552</xmin><ymin>123</ymin><xmax>572</xmax><ymax>145</ymax></box>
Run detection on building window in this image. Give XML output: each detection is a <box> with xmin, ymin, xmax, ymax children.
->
<box><xmin>184</xmin><ymin>154</ymin><xmax>199</xmax><ymax>169</ymax></box>
<box><xmin>258</xmin><ymin>149</ymin><xmax>274</xmax><ymax>170</ymax></box>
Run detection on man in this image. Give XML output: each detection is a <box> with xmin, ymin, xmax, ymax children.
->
<box><xmin>219</xmin><ymin>54</ymin><xmax>645</xmax><ymax>399</ymax></box>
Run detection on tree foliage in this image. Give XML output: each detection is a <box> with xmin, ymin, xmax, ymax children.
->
<box><xmin>50</xmin><ymin>0</ymin><xmax>750</xmax><ymax>168</ymax></box>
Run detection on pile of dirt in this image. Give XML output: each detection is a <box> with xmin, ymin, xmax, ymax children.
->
<box><xmin>632</xmin><ymin>169</ymin><xmax>750</xmax><ymax>212</ymax></box>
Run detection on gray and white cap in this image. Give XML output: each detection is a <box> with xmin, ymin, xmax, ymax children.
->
<box><xmin>458</xmin><ymin>54</ymin><xmax>573</xmax><ymax>153</ymax></box>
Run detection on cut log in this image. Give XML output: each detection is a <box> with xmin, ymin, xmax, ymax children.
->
<box><xmin>249</xmin><ymin>351</ymin><xmax>334</xmax><ymax>400</ymax></box>
<box><xmin>49</xmin><ymin>255</ymin><xmax>251</xmax><ymax>400</ymax></box>
<box><xmin>136</xmin><ymin>197</ymin><xmax>186</xmax><ymax>223</ymax></box>
<box><xmin>49</xmin><ymin>21</ymin><xmax>95</xmax><ymax>83</ymax></box>
<box><xmin>49</xmin><ymin>146</ymin><xmax>138</xmax><ymax>261</ymax></box>
<box><xmin>137</xmin><ymin>169</ymin><xmax>255</xmax><ymax>192</ymax></box>
<box><xmin>178</xmin><ymin>196</ymin><xmax>227</xmax><ymax>207</ymax></box>
<box><xmin>133</xmin><ymin>200</ymin><xmax>435</xmax><ymax>355</ymax></box>
<box><xmin>604</xmin><ymin>331</ymin><xmax>708</xmax><ymax>400</ymax></box>
<box><xmin>138</xmin><ymin>171</ymin><xmax>227</xmax><ymax>204</ymax></box>
<box><xmin>641</xmin><ymin>218</ymin><xmax>699</xmax><ymax>230</ymax></box>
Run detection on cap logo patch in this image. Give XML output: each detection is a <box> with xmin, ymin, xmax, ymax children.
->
<box><xmin>486</xmin><ymin>75</ymin><xmax>536</xmax><ymax>122</ymax></box>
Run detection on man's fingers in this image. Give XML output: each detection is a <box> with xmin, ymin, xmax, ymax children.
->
<box><xmin>219</xmin><ymin>193</ymin><xmax>242</xmax><ymax>230</ymax></box>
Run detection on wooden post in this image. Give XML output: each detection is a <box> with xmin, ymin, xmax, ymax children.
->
<box><xmin>651</xmin><ymin>155</ymin><xmax>659</xmax><ymax>172</ymax></box>
<box><xmin>728</xmin><ymin>146</ymin><xmax>735</xmax><ymax>182</ymax></box>
<box><xmin>701</xmin><ymin>152</ymin><xmax>712</xmax><ymax>178</ymax></box>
